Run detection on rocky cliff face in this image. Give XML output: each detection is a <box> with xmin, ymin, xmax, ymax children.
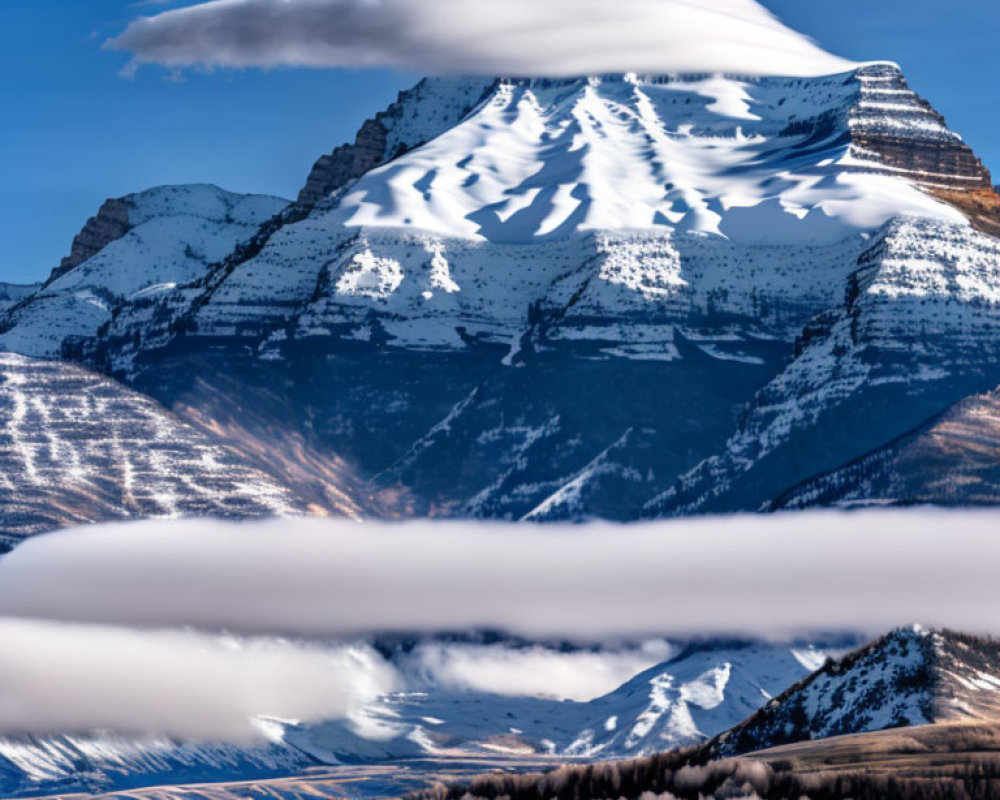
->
<box><xmin>295</xmin><ymin>78</ymin><xmax>494</xmax><ymax>208</ymax></box>
<box><xmin>848</xmin><ymin>65</ymin><xmax>993</xmax><ymax>191</ymax></box>
<box><xmin>52</xmin><ymin>197</ymin><xmax>133</xmax><ymax>280</ymax></box>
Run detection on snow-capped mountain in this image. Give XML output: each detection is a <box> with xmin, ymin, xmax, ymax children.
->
<box><xmin>0</xmin><ymin>637</ymin><xmax>838</xmax><ymax>797</ymax></box>
<box><xmin>1</xmin><ymin>55</ymin><xmax>998</xmax><ymax>524</ymax></box>
<box><xmin>712</xmin><ymin>627</ymin><xmax>1000</xmax><ymax>757</ymax></box>
<box><xmin>101</xmin><ymin>66</ymin><xmax>974</xmax><ymax>371</ymax></box>
<box><xmin>284</xmin><ymin>639</ymin><xmax>836</xmax><ymax>763</ymax></box>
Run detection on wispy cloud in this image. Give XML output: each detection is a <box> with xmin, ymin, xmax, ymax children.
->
<box><xmin>106</xmin><ymin>0</ymin><xmax>853</xmax><ymax>79</ymax></box>
<box><xmin>0</xmin><ymin>511</ymin><xmax>995</xmax><ymax>640</ymax></box>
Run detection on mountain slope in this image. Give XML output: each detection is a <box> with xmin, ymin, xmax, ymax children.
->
<box><xmin>648</xmin><ymin>215</ymin><xmax>1000</xmax><ymax>516</ymax></box>
<box><xmin>711</xmin><ymin>627</ymin><xmax>1000</xmax><ymax>757</ymax></box>
<box><xmin>771</xmin><ymin>386</ymin><xmax>1000</xmax><ymax>509</ymax></box>
<box><xmin>0</xmin><ymin>353</ymin><xmax>334</xmax><ymax>550</ymax></box>
<box><xmin>0</xmin><ymin>284</ymin><xmax>40</xmax><ymax>315</ymax></box>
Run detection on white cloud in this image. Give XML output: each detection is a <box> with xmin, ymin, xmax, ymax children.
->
<box><xmin>0</xmin><ymin>619</ymin><xmax>397</xmax><ymax>742</ymax></box>
<box><xmin>402</xmin><ymin>640</ymin><xmax>674</xmax><ymax>701</ymax></box>
<box><xmin>107</xmin><ymin>0</ymin><xmax>854</xmax><ymax>79</ymax></box>
<box><xmin>0</xmin><ymin>511</ymin><xmax>997</xmax><ymax>640</ymax></box>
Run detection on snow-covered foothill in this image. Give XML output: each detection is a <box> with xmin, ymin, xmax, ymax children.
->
<box><xmin>0</xmin><ymin>185</ymin><xmax>287</xmax><ymax>358</ymax></box>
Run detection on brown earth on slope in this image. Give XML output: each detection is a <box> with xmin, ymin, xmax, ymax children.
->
<box><xmin>929</xmin><ymin>187</ymin><xmax>1000</xmax><ymax>238</ymax></box>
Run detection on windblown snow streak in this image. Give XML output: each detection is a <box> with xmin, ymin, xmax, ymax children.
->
<box><xmin>108</xmin><ymin>0</ymin><xmax>854</xmax><ymax>78</ymax></box>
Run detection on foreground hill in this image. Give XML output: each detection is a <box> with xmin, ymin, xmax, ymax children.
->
<box><xmin>21</xmin><ymin>725</ymin><xmax>1000</xmax><ymax>800</ymax></box>
<box><xmin>712</xmin><ymin>627</ymin><xmax>1000</xmax><ymax>757</ymax></box>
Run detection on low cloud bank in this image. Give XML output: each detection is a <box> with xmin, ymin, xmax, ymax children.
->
<box><xmin>107</xmin><ymin>0</ymin><xmax>854</xmax><ymax>79</ymax></box>
<box><xmin>0</xmin><ymin>619</ymin><xmax>395</xmax><ymax>742</ymax></box>
<box><xmin>0</xmin><ymin>622</ymin><xmax>670</xmax><ymax>740</ymax></box>
<box><xmin>403</xmin><ymin>640</ymin><xmax>674</xmax><ymax>701</ymax></box>
<box><xmin>0</xmin><ymin>511</ymin><xmax>996</xmax><ymax>639</ymax></box>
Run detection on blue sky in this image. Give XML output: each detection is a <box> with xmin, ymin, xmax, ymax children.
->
<box><xmin>2</xmin><ymin>0</ymin><xmax>996</xmax><ymax>284</ymax></box>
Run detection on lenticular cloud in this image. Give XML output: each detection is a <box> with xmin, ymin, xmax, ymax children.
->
<box><xmin>108</xmin><ymin>0</ymin><xmax>855</xmax><ymax>79</ymax></box>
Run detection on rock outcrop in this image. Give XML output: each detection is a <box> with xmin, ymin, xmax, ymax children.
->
<box><xmin>848</xmin><ymin>64</ymin><xmax>993</xmax><ymax>191</ymax></box>
<box><xmin>295</xmin><ymin>78</ymin><xmax>494</xmax><ymax>208</ymax></box>
<box><xmin>295</xmin><ymin>118</ymin><xmax>392</xmax><ymax>209</ymax></box>
<box><xmin>52</xmin><ymin>197</ymin><xmax>133</xmax><ymax>281</ymax></box>
<box><xmin>927</xmin><ymin>186</ymin><xmax>1000</xmax><ymax>237</ymax></box>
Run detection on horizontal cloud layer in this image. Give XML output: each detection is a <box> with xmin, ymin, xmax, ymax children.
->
<box><xmin>0</xmin><ymin>620</ymin><xmax>395</xmax><ymax>741</ymax></box>
<box><xmin>0</xmin><ymin>511</ymin><xmax>997</xmax><ymax>639</ymax></box>
<box><xmin>107</xmin><ymin>0</ymin><xmax>855</xmax><ymax>78</ymax></box>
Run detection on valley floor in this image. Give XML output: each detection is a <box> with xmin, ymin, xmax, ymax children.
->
<box><xmin>409</xmin><ymin>723</ymin><xmax>1000</xmax><ymax>800</ymax></box>
<box><xmin>37</xmin><ymin>725</ymin><xmax>1000</xmax><ymax>800</ymax></box>
<box><xmin>21</xmin><ymin>757</ymin><xmax>564</xmax><ymax>800</ymax></box>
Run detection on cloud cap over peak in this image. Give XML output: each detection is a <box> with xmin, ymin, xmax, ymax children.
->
<box><xmin>108</xmin><ymin>0</ymin><xmax>855</xmax><ymax>79</ymax></box>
